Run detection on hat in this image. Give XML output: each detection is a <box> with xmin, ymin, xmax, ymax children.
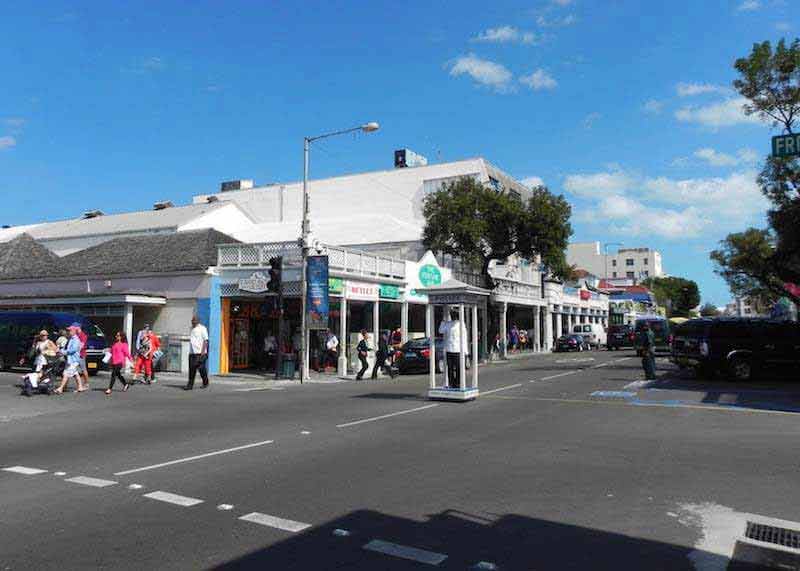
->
<box><xmin>70</xmin><ymin>322</ymin><xmax>82</xmax><ymax>329</ymax></box>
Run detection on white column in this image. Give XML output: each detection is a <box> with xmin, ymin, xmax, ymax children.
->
<box><xmin>401</xmin><ymin>301</ymin><xmax>409</xmax><ymax>343</ymax></box>
<box><xmin>480</xmin><ymin>303</ymin><xmax>488</xmax><ymax>362</ymax></box>
<box><xmin>427</xmin><ymin>304</ymin><xmax>435</xmax><ymax>390</ymax></box>
<box><xmin>123</xmin><ymin>303</ymin><xmax>134</xmax><ymax>372</ymax></box>
<box><xmin>555</xmin><ymin>309</ymin><xmax>562</xmax><ymax>339</ymax></box>
<box><xmin>543</xmin><ymin>307</ymin><xmax>552</xmax><ymax>351</ymax></box>
<box><xmin>533</xmin><ymin>306</ymin><xmax>540</xmax><ymax>352</ymax></box>
<box><xmin>458</xmin><ymin>304</ymin><xmax>466</xmax><ymax>390</ymax></box>
<box><xmin>425</xmin><ymin>302</ymin><xmax>432</xmax><ymax>338</ymax></box>
<box><xmin>373</xmin><ymin>300</ymin><xmax>379</xmax><ymax>348</ymax></box>
<box><xmin>472</xmin><ymin>304</ymin><xmax>479</xmax><ymax>389</ymax></box>
<box><xmin>338</xmin><ymin>297</ymin><xmax>348</xmax><ymax>376</ymax></box>
<box><xmin>500</xmin><ymin>302</ymin><xmax>508</xmax><ymax>359</ymax></box>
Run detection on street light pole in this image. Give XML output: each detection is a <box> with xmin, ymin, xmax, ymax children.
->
<box><xmin>299</xmin><ymin>122</ymin><xmax>379</xmax><ymax>382</ymax></box>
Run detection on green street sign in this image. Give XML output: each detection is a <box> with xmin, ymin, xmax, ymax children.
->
<box><xmin>772</xmin><ymin>133</ymin><xmax>800</xmax><ymax>158</ymax></box>
<box><xmin>328</xmin><ymin>277</ymin><xmax>344</xmax><ymax>294</ymax></box>
<box><xmin>418</xmin><ymin>264</ymin><xmax>442</xmax><ymax>287</ymax></box>
<box><xmin>379</xmin><ymin>284</ymin><xmax>399</xmax><ymax>299</ymax></box>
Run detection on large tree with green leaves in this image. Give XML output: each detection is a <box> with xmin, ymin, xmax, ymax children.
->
<box><xmin>641</xmin><ymin>276</ymin><xmax>701</xmax><ymax>318</ymax></box>
<box><xmin>711</xmin><ymin>38</ymin><xmax>800</xmax><ymax>305</ymax></box>
<box><xmin>421</xmin><ymin>177</ymin><xmax>573</xmax><ymax>288</ymax></box>
<box><xmin>699</xmin><ymin>303</ymin><xmax>720</xmax><ymax>317</ymax></box>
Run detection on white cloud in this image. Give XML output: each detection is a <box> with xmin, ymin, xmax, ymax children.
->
<box><xmin>473</xmin><ymin>26</ymin><xmax>539</xmax><ymax>45</ymax></box>
<box><xmin>564</xmin><ymin>169</ymin><xmax>635</xmax><ymax>197</ymax></box>
<box><xmin>676</xmin><ymin>82</ymin><xmax>726</xmax><ymax>97</ymax></box>
<box><xmin>693</xmin><ymin>147</ymin><xmax>760</xmax><ymax>167</ymax></box>
<box><xmin>642</xmin><ymin>99</ymin><xmax>664</xmax><ymax>114</ymax></box>
<box><xmin>737</xmin><ymin>0</ymin><xmax>761</xmax><ymax>11</ymax></box>
<box><xmin>737</xmin><ymin>148</ymin><xmax>759</xmax><ymax>164</ymax></box>
<box><xmin>675</xmin><ymin>97</ymin><xmax>762</xmax><ymax>128</ymax></box>
<box><xmin>583</xmin><ymin>112</ymin><xmax>601</xmax><ymax>129</ymax></box>
<box><xmin>0</xmin><ymin>136</ymin><xmax>17</xmax><ymax>150</ymax></box>
<box><xmin>596</xmin><ymin>195</ymin><xmax>710</xmax><ymax>239</ymax></box>
<box><xmin>536</xmin><ymin>14</ymin><xmax>577</xmax><ymax>27</ymax></box>
<box><xmin>519</xmin><ymin>68</ymin><xmax>557</xmax><ymax>90</ymax></box>
<box><xmin>449</xmin><ymin>54</ymin><xmax>513</xmax><ymax>92</ymax></box>
<box><xmin>776</xmin><ymin>21</ymin><xmax>791</xmax><ymax>31</ymax></box>
<box><xmin>521</xmin><ymin>176</ymin><xmax>545</xmax><ymax>189</ymax></box>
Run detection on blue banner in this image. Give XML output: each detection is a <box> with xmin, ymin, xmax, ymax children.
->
<box><xmin>307</xmin><ymin>255</ymin><xmax>330</xmax><ymax>330</ymax></box>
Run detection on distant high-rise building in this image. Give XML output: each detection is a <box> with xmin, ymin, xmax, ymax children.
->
<box><xmin>567</xmin><ymin>242</ymin><xmax>663</xmax><ymax>283</ymax></box>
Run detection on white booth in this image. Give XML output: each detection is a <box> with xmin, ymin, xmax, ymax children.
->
<box><xmin>417</xmin><ymin>280</ymin><xmax>490</xmax><ymax>402</ymax></box>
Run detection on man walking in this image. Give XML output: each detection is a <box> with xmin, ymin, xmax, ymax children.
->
<box><xmin>640</xmin><ymin>322</ymin><xmax>657</xmax><ymax>380</ymax></box>
<box><xmin>185</xmin><ymin>316</ymin><xmax>209</xmax><ymax>390</ymax></box>
<box><xmin>371</xmin><ymin>330</ymin><xmax>395</xmax><ymax>379</ymax></box>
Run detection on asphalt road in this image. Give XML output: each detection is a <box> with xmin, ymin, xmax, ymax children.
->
<box><xmin>2</xmin><ymin>350</ymin><xmax>800</xmax><ymax>570</ymax></box>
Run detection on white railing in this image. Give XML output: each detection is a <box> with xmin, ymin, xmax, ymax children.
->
<box><xmin>217</xmin><ymin>242</ymin><xmax>405</xmax><ymax>280</ymax></box>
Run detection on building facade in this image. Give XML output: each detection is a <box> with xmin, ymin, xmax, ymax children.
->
<box><xmin>567</xmin><ymin>242</ymin><xmax>664</xmax><ymax>282</ymax></box>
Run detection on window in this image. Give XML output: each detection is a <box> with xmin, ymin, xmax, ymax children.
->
<box><xmin>625</xmin><ymin>259</ymin><xmax>634</xmax><ymax>266</ymax></box>
<box><xmin>643</xmin><ymin>270</ymin><xmax>649</xmax><ymax>277</ymax></box>
<box><xmin>612</xmin><ymin>272</ymin><xmax>617</xmax><ymax>278</ymax></box>
<box><xmin>488</xmin><ymin>177</ymin><xmax>502</xmax><ymax>192</ymax></box>
<box><xmin>611</xmin><ymin>259</ymin><xmax>617</xmax><ymax>267</ymax></box>
<box><xmin>643</xmin><ymin>258</ymin><xmax>649</xmax><ymax>265</ymax></box>
<box><xmin>626</xmin><ymin>271</ymin><xmax>635</xmax><ymax>278</ymax></box>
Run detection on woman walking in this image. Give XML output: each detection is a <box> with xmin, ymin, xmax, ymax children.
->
<box><xmin>54</xmin><ymin>325</ymin><xmax>85</xmax><ymax>394</ymax></box>
<box><xmin>355</xmin><ymin>329</ymin><xmax>370</xmax><ymax>380</ymax></box>
<box><xmin>33</xmin><ymin>330</ymin><xmax>58</xmax><ymax>372</ymax></box>
<box><xmin>106</xmin><ymin>332</ymin><xmax>132</xmax><ymax>395</ymax></box>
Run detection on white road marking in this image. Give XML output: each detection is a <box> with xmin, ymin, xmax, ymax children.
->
<box><xmin>337</xmin><ymin>404</ymin><xmax>439</xmax><ymax>428</ymax></box>
<box><xmin>2</xmin><ymin>466</ymin><xmax>47</xmax><ymax>475</ymax></box>
<box><xmin>301</xmin><ymin>430</ymin><xmax>311</xmax><ymax>435</ymax></box>
<box><xmin>481</xmin><ymin>383</ymin><xmax>523</xmax><ymax>395</ymax></box>
<box><xmin>114</xmin><ymin>439</ymin><xmax>274</xmax><ymax>475</ymax></box>
<box><xmin>65</xmin><ymin>476</ymin><xmax>117</xmax><ymax>488</ymax></box>
<box><xmin>128</xmin><ymin>484</ymin><xmax>144</xmax><ymax>490</ymax></box>
<box><xmin>143</xmin><ymin>491</ymin><xmax>204</xmax><ymax>507</ymax></box>
<box><xmin>614</xmin><ymin>357</ymin><xmax>632</xmax><ymax>362</ymax></box>
<box><xmin>624</xmin><ymin>380</ymin><xmax>655</xmax><ymax>390</ymax></box>
<box><xmin>472</xmin><ymin>562</ymin><xmax>499</xmax><ymax>570</ymax></box>
<box><xmin>363</xmin><ymin>539</ymin><xmax>448</xmax><ymax>566</ymax></box>
<box><xmin>534</xmin><ymin>396</ymin><xmax>800</xmax><ymax>416</ymax></box>
<box><xmin>53</xmin><ymin>471</ymin><xmax>67</xmax><ymax>476</ymax></box>
<box><xmin>239</xmin><ymin>512</ymin><xmax>311</xmax><ymax>533</ymax></box>
<box><xmin>234</xmin><ymin>387</ymin><xmax>285</xmax><ymax>392</ymax></box>
<box><xmin>592</xmin><ymin>362</ymin><xmax>609</xmax><ymax>368</ymax></box>
<box><xmin>217</xmin><ymin>504</ymin><xmax>235</xmax><ymax>511</ymax></box>
<box><xmin>537</xmin><ymin>371</ymin><xmax>577</xmax><ymax>381</ymax></box>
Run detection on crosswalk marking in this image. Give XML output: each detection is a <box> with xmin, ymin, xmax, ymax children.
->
<box><xmin>65</xmin><ymin>476</ymin><xmax>117</xmax><ymax>488</ymax></box>
<box><xmin>239</xmin><ymin>512</ymin><xmax>311</xmax><ymax>532</ymax></box>
<box><xmin>143</xmin><ymin>491</ymin><xmax>204</xmax><ymax>507</ymax></box>
<box><xmin>2</xmin><ymin>466</ymin><xmax>47</xmax><ymax>475</ymax></box>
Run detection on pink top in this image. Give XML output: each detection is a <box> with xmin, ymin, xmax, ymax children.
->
<box><xmin>111</xmin><ymin>341</ymin><xmax>132</xmax><ymax>366</ymax></box>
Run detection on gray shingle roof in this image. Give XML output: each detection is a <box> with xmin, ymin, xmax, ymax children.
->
<box><xmin>0</xmin><ymin>234</ymin><xmax>62</xmax><ymax>279</ymax></box>
<box><xmin>26</xmin><ymin>202</ymin><xmax>231</xmax><ymax>241</ymax></box>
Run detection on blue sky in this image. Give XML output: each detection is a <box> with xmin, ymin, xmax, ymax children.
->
<box><xmin>1</xmin><ymin>1</ymin><xmax>796</xmax><ymax>305</ymax></box>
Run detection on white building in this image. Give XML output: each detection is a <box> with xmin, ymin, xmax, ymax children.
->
<box><xmin>567</xmin><ymin>242</ymin><xmax>663</xmax><ymax>282</ymax></box>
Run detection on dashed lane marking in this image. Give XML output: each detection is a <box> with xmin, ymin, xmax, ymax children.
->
<box><xmin>143</xmin><ymin>491</ymin><xmax>204</xmax><ymax>507</ymax></box>
<box><xmin>363</xmin><ymin>539</ymin><xmax>448</xmax><ymax>566</ymax></box>
<box><xmin>337</xmin><ymin>404</ymin><xmax>439</xmax><ymax>428</ymax></box>
<box><xmin>481</xmin><ymin>383</ymin><xmax>523</xmax><ymax>395</ymax></box>
<box><xmin>537</xmin><ymin>371</ymin><xmax>577</xmax><ymax>381</ymax></box>
<box><xmin>234</xmin><ymin>387</ymin><xmax>285</xmax><ymax>392</ymax></box>
<box><xmin>217</xmin><ymin>504</ymin><xmax>235</xmax><ymax>511</ymax></box>
<box><xmin>114</xmin><ymin>439</ymin><xmax>274</xmax><ymax>475</ymax></box>
<box><xmin>2</xmin><ymin>466</ymin><xmax>47</xmax><ymax>475</ymax></box>
<box><xmin>239</xmin><ymin>512</ymin><xmax>311</xmax><ymax>533</ymax></box>
<box><xmin>53</xmin><ymin>471</ymin><xmax>67</xmax><ymax>476</ymax></box>
<box><xmin>592</xmin><ymin>362</ymin><xmax>609</xmax><ymax>368</ymax></box>
<box><xmin>64</xmin><ymin>476</ymin><xmax>117</xmax><ymax>488</ymax></box>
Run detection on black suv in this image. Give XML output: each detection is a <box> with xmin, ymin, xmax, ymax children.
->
<box><xmin>607</xmin><ymin>324</ymin><xmax>634</xmax><ymax>350</ymax></box>
<box><xmin>671</xmin><ymin>317</ymin><xmax>800</xmax><ymax>381</ymax></box>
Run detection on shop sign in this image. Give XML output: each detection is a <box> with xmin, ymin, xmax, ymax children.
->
<box><xmin>307</xmin><ymin>256</ymin><xmax>329</xmax><ymax>329</ymax></box>
<box><xmin>580</xmin><ymin>290</ymin><xmax>591</xmax><ymax>301</ymax></box>
<box><xmin>345</xmin><ymin>280</ymin><xmax>379</xmax><ymax>301</ymax></box>
<box><xmin>418</xmin><ymin>264</ymin><xmax>442</xmax><ymax>287</ymax></box>
<box><xmin>329</xmin><ymin>277</ymin><xmax>344</xmax><ymax>295</ymax></box>
<box><xmin>239</xmin><ymin>272</ymin><xmax>270</xmax><ymax>294</ymax></box>
<box><xmin>379</xmin><ymin>284</ymin><xmax>400</xmax><ymax>299</ymax></box>
<box><xmin>404</xmin><ymin>251</ymin><xmax>451</xmax><ymax>302</ymax></box>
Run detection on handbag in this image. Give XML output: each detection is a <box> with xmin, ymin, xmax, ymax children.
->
<box><xmin>102</xmin><ymin>352</ymin><xmax>112</xmax><ymax>364</ymax></box>
<box><xmin>152</xmin><ymin>349</ymin><xmax>164</xmax><ymax>364</ymax></box>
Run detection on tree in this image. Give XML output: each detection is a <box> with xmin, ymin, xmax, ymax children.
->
<box><xmin>699</xmin><ymin>303</ymin><xmax>720</xmax><ymax>317</ymax></box>
<box><xmin>641</xmin><ymin>276</ymin><xmax>701</xmax><ymax>318</ymax></box>
<box><xmin>422</xmin><ymin>177</ymin><xmax>573</xmax><ymax>288</ymax></box>
<box><xmin>712</xmin><ymin>38</ymin><xmax>800</xmax><ymax>305</ymax></box>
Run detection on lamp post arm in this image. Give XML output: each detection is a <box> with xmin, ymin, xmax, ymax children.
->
<box><xmin>307</xmin><ymin>125</ymin><xmax>365</xmax><ymax>143</ymax></box>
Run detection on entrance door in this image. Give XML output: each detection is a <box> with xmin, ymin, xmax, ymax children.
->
<box><xmin>231</xmin><ymin>317</ymin><xmax>250</xmax><ymax>369</ymax></box>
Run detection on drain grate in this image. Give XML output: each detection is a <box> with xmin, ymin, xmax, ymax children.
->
<box><xmin>745</xmin><ymin>521</ymin><xmax>800</xmax><ymax>550</ymax></box>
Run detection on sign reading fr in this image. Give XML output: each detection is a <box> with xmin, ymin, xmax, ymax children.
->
<box><xmin>772</xmin><ymin>133</ymin><xmax>800</xmax><ymax>158</ymax></box>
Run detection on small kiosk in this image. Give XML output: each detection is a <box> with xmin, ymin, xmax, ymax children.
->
<box><xmin>416</xmin><ymin>279</ymin><xmax>490</xmax><ymax>401</ymax></box>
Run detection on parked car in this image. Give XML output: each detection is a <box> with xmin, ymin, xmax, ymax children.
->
<box><xmin>571</xmin><ymin>323</ymin><xmax>606</xmax><ymax>349</ymax></box>
<box><xmin>555</xmin><ymin>334</ymin><xmax>589</xmax><ymax>352</ymax></box>
<box><xmin>396</xmin><ymin>337</ymin><xmax>473</xmax><ymax>374</ymax></box>
<box><xmin>671</xmin><ymin>317</ymin><xmax>800</xmax><ymax>381</ymax></box>
<box><xmin>606</xmin><ymin>324</ymin><xmax>635</xmax><ymax>350</ymax></box>
<box><xmin>0</xmin><ymin>311</ymin><xmax>107</xmax><ymax>374</ymax></box>
<box><xmin>634</xmin><ymin>317</ymin><xmax>671</xmax><ymax>355</ymax></box>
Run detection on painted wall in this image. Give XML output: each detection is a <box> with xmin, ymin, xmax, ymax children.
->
<box><xmin>0</xmin><ymin>274</ymin><xmax>211</xmax><ymax>300</ymax></box>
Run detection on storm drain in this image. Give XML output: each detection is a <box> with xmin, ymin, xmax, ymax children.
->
<box><xmin>745</xmin><ymin>521</ymin><xmax>800</xmax><ymax>550</ymax></box>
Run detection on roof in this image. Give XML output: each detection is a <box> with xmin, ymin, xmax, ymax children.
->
<box><xmin>416</xmin><ymin>278</ymin><xmax>491</xmax><ymax>297</ymax></box>
<box><xmin>0</xmin><ymin>223</ymin><xmax>43</xmax><ymax>243</ymax></box>
<box><xmin>0</xmin><ymin>234</ymin><xmax>62</xmax><ymax>279</ymax></box>
<box><xmin>24</xmin><ymin>202</ymin><xmax>232</xmax><ymax>241</ymax></box>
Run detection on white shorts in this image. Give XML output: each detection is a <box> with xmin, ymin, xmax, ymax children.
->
<box><xmin>65</xmin><ymin>363</ymin><xmax>81</xmax><ymax>378</ymax></box>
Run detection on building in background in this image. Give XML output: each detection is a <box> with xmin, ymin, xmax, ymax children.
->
<box><xmin>567</xmin><ymin>242</ymin><xmax>663</xmax><ymax>283</ymax></box>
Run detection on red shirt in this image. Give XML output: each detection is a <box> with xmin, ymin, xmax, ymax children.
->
<box><xmin>78</xmin><ymin>330</ymin><xmax>88</xmax><ymax>358</ymax></box>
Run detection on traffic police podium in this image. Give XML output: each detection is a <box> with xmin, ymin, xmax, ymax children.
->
<box><xmin>416</xmin><ymin>279</ymin><xmax>490</xmax><ymax>402</ymax></box>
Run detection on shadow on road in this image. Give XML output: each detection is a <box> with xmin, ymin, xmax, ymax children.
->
<box><xmin>352</xmin><ymin>392</ymin><xmax>425</xmax><ymax>401</ymax></box>
<box><xmin>213</xmin><ymin>508</ymin><xmax>714</xmax><ymax>570</ymax></box>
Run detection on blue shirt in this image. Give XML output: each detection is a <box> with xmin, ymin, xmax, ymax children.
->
<box><xmin>64</xmin><ymin>336</ymin><xmax>83</xmax><ymax>366</ymax></box>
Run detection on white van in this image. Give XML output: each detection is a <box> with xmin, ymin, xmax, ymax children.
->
<box><xmin>571</xmin><ymin>323</ymin><xmax>607</xmax><ymax>349</ymax></box>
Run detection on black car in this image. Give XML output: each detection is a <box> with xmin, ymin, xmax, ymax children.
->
<box><xmin>671</xmin><ymin>317</ymin><xmax>800</xmax><ymax>381</ymax></box>
<box><xmin>396</xmin><ymin>338</ymin><xmax>471</xmax><ymax>375</ymax></box>
<box><xmin>606</xmin><ymin>324</ymin><xmax>635</xmax><ymax>350</ymax></box>
<box><xmin>634</xmin><ymin>317</ymin><xmax>671</xmax><ymax>355</ymax></box>
<box><xmin>555</xmin><ymin>334</ymin><xmax>588</xmax><ymax>352</ymax></box>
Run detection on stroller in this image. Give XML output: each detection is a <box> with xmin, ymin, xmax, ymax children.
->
<box><xmin>21</xmin><ymin>355</ymin><xmax>65</xmax><ymax>397</ymax></box>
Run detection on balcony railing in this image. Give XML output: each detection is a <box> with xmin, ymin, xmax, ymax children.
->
<box><xmin>218</xmin><ymin>242</ymin><xmax>405</xmax><ymax>281</ymax></box>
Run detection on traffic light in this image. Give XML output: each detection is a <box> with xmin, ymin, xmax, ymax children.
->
<box><xmin>267</xmin><ymin>256</ymin><xmax>282</xmax><ymax>293</ymax></box>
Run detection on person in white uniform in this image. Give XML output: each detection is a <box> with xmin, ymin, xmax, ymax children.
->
<box><xmin>438</xmin><ymin>310</ymin><xmax>468</xmax><ymax>388</ymax></box>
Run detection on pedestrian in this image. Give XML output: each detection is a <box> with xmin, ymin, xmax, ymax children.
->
<box><xmin>54</xmin><ymin>326</ymin><xmax>85</xmax><ymax>394</ymax></box>
<box><xmin>55</xmin><ymin>329</ymin><xmax>68</xmax><ymax>351</ymax></box>
<box><xmin>263</xmin><ymin>332</ymin><xmax>277</xmax><ymax>372</ymax></box>
<box><xmin>73</xmin><ymin>323</ymin><xmax>90</xmax><ymax>388</ymax></box>
<box><xmin>185</xmin><ymin>316</ymin><xmax>209</xmax><ymax>390</ymax></box>
<box><xmin>135</xmin><ymin>324</ymin><xmax>150</xmax><ymax>354</ymax></box>
<box><xmin>149</xmin><ymin>330</ymin><xmax>162</xmax><ymax>383</ymax></box>
<box><xmin>509</xmin><ymin>324</ymin><xmax>520</xmax><ymax>354</ymax></box>
<box><xmin>640</xmin><ymin>323</ymin><xmax>657</xmax><ymax>380</ymax></box>
<box><xmin>106</xmin><ymin>331</ymin><xmax>132</xmax><ymax>395</ymax></box>
<box><xmin>355</xmin><ymin>329</ymin><xmax>370</xmax><ymax>380</ymax></box>
<box><xmin>133</xmin><ymin>328</ymin><xmax>154</xmax><ymax>384</ymax></box>
<box><xmin>324</xmin><ymin>329</ymin><xmax>339</xmax><ymax>371</ymax></box>
<box><xmin>33</xmin><ymin>330</ymin><xmax>58</xmax><ymax>372</ymax></box>
<box><xmin>371</xmin><ymin>330</ymin><xmax>394</xmax><ymax>379</ymax></box>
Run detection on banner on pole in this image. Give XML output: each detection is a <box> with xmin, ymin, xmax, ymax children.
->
<box><xmin>307</xmin><ymin>255</ymin><xmax>330</xmax><ymax>330</ymax></box>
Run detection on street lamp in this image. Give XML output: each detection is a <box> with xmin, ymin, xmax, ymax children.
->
<box><xmin>603</xmin><ymin>242</ymin><xmax>623</xmax><ymax>281</ymax></box>
<box><xmin>299</xmin><ymin>122</ymin><xmax>380</xmax><ymax>382</ymax></box>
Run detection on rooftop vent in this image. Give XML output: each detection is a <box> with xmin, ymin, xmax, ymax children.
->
<box><xmin>153</xmin><ymin>201</ymin><xmax>174</xmax><ymax>210</ymax></box>
<box><xmin>82</xmin><ymin>210</ymin><xmax>104</xmax><ymax>219</ymax></box>
<box><xmin>206</xmin><ymin>195</ymin><xmax>220</xmax><ymax>203</ymax></box>
<box><xmin>220</xmin><ymin>179</ymin><xmax>254</xmax><ymax>192</ymax></box>
<box><xmin>1</xmin><ymin>225</ymin><xmax>10</xmax><ymax>229</ymax></box>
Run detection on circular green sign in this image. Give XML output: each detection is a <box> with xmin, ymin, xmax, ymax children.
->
<box><xmin>419</xmin><ymin>264</ymin><xmax>442</xmax><ymax>287</ymax></box>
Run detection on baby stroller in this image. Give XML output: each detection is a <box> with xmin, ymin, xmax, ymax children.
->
<box><xmin>21</xmin><ymin>355</ymin><xmax>64</xmax><ymax>397</ymax></box>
